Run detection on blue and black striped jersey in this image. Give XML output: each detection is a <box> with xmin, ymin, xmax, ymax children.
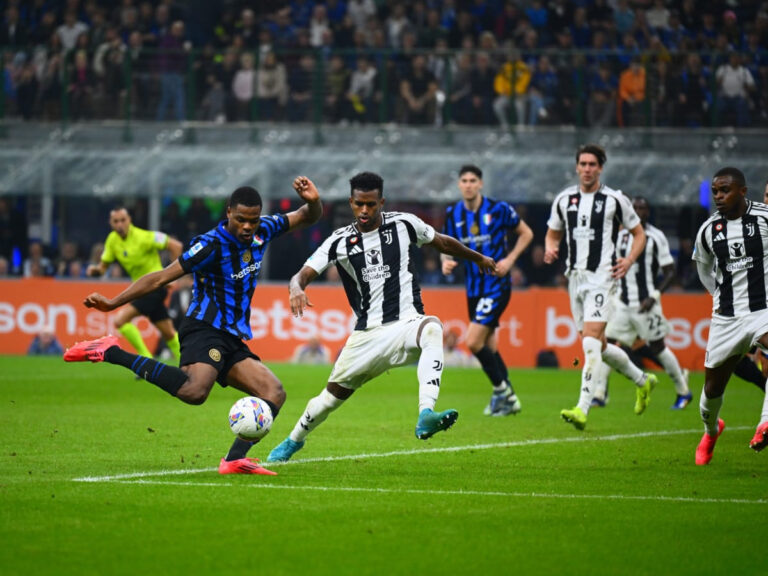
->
<box><xmin>443</xmin><ymin>197</ymin><xmax>521</xmax><ymax>298</ymax></box>
<box><xmin>179</xmin><ymin>215</ymin><xmax>288</xmax><ymax>339</ymax></box>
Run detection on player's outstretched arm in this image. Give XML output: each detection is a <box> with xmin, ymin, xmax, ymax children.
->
<box><xmin>84</xmin><ymin>260</ymin><xmax>186</xmax><ymax>312</ymax></box>
<box><xmin>288</xmin><ymin>265</ymin><xmax>320</xmax><ymax>317</ymax></box>
<box><xmin>286</xmin><ymin>176</ymin><xmax>323</xmax><ymax>231</ymax></box>
<box><xmin>429</xmin><ymin>232</ymin><xmax>496</xmax><ymax>274</ymax></box>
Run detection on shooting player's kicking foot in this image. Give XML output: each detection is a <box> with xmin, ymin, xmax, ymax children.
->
<box><xmin>63</xmin><ymin>335</ymin><xmax>120</xmax><ymax>363</ymax></box>
<box><xmin>218</xmin><ymin>457</ymin><xmax>277</xmax><ymax>475</ymax></box>
<box><xmin>560</xmin><ymin>406</ymin><xmax>587</xmax><ymax>430</ymax></box>
<box><xmin>415</xmin><ymin>408</ymin><xmax>459</xmax><ymax>440</ymax></box>
<box><xmin>695</xmin><ymin>419</ymin><xmax>725</xmax><ymax>466</ymax></box>
<box><xmin>267</xmin><ymin>437</ymin><xmax>305</xmax><ymax>462</ymax></box>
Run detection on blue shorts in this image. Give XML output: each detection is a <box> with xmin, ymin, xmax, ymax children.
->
<box><xmin>467</xmin><ymin>291</ymin><xmax>511</xmax><ymax>329</ymax></box>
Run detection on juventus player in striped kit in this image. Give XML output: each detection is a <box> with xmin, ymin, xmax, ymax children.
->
<box><xmin>591</xmin><ymin>196</ymin><xmax>692</xmax><ymax>409</ymax></box>
<box><xmin>268</xmin><ymin>172</ymin><xmax>496</xmax><ymax>462</ymax></box>
<box><xmin>441</xmin><ymin>164</ymin><xmax>533</xmax><ymax>416</ymax></box>
<box><xmin>544</xmin><ymin>144</ymin><xmax>657</xmax><ymax>430</ymax></box>
<box><xmin>693</xmin><ymin>167</ymin><xmax>768</xmax><ymax>465</ymax></box>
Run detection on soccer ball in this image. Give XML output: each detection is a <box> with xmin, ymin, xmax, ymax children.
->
<box><xmin>228</xmin><ymin>396</ymin><xmax>273</xmax><ymax>441</ymax></box>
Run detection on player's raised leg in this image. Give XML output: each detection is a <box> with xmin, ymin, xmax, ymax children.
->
<box><xmin>64</xmin><ymin>336</ymin><xmax>189</xmax><ymax>396</ymax></box>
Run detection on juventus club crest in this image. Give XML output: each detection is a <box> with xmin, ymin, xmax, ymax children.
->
<box><xmin>594</xmin><ymin>199</ymin><xmax>604</xmax><ymax>213</ymax></box>
<box><xmin>382</xmin><ymin>229</ymin><xmax>393</xmax><ymax>245</ymax></box>
<box><xmin>746</xmin><ymin>222</ymin><xmax>755</xmax><ymax>237</ymax></box>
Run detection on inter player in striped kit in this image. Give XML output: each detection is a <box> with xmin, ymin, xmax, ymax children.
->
<box><xmin>591</xmin><ymin>196</ymin><xmax>692</xmax><ymax>409</ymax></box>
<box><xmin>64</xmin><ymin>178</ymin><xmax>323</xmax><ymax>475</ymax></box>
<box><xmin>544</xmin><ymin>144</ymin><xmax>657</xmax><ymax>430</ymax></box>
<box><xmin>692</xmin><ymin>167</ymin><xmax>768</xmax><ymax>465</ymax></box>
<box><xmin>268</xmin><ymin>172</ymin><xmax>496</xmax><ymax>462</ymax></box>
<box><xmin>441</xmin><ymin>164</ymin><xmax>533</xmax><ymax>416</ymax></box>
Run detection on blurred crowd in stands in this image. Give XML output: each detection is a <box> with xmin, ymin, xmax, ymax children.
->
<box><xmin>0</xmin><ymin>0</ymin><xmax>766</xmax><ymax>127</ymax></box>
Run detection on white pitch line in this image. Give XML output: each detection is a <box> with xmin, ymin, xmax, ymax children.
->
<box><xmin>111</xmin><ymin>479</ymin><xmax>768</xmax><ymax>505</ymax></box>
<box><xmin>72</xmin><ymin>426</ymin><xmax>751</xmax><ymax>483</ymax></box>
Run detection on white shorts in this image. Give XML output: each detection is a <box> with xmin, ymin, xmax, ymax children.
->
<box><xmin>606</xmin><ymin>299</ymin><xmax>670</xmax><ymax>347</ymax></box>
<box><xmin>705</xmin><ymin>309</ymin><xmax>768</xmax><ymax>368</ymax></box>
<box><xmin>567</xmin><ymin>272</ymin><xmax>616</xmax><ymax>331</ymax></box>
<box><xmin>329</xmin><ymin>315</ymin><xmax>440</xmax><ymax>389</ymax></box>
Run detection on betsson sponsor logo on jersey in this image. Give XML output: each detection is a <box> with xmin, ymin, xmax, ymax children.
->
<box><xmin>230</xmin><ymin>261</ymin><xmax>261</xmax><ymax>280</ymax></box>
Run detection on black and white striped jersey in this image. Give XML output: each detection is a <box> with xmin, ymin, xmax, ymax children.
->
<box><xmin>304</xmin><ymin>211</ymin><xmax>436</xmax><ymax>330</ymax></box>
<box><xmin>547</xmin><ymin>184</ymin><xmax>641</xmax><ymax>280</ymax></box>
<box><xmin>616</xmin><ymin>223</ymin><xmax>674</xmax><ymax>307</ymax></box>
<box><xmin>694</xmin><ymin>200</ymin><xmax>768</xmax><ymax>318</ymax></box>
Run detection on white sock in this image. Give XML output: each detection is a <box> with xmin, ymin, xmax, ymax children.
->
<box><xmin>418</xmin><ymin>322</ymin><xmax>444</xmax><ymax>413</ymax></box>
<box><xmin>602</xmin><ymin>343</ymin><xmax>645</xmax><ymax>385</ymax></box>
<box><xmin>656</xmin><ymin>347</ymin><xmax>689</xmax><ymax>395</ymax></box>
<box><xmin>578</xmin><ymin>336</ymin><xmax>603</xmax><ymax>414</ymax></box>
<box><xmin>699</xmin><ymin>388</ymin><xmax>723</xmax><ymax>436</ymax></box>
<box><xmin>592</xmin><ymin>362</ymin><xmax>612</xmax><ymax>402</ymax></box>
<box><xmin>289</xmin><ymin>388</ymin><xmax>345</xmax><ymax>443</ymax></box>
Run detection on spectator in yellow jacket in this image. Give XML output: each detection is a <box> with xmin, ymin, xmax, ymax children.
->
<box><xmin>492</xmin><ymin>51</ymin><xmax>531</xmax><ymax>128</ymax></box>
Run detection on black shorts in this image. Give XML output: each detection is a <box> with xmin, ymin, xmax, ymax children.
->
<box><xmin>178</xmin><ymin>318</ymin><xmax>261</xmax><ymax>386</ymax></box>
<box><xmin>132</xmin><ymin>286</ymin><xmax>170</xmax><ymax>323</ymax></box>
<box><xmin>467</xmin><ymin>290</ymin><xmax>511</xmax><ymax>329</ymax></box>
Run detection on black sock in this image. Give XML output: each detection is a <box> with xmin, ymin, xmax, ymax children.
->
<box><xmin>474</xmin><ymin>346</ymin><xmax>504</xmax><ymax>387</ymax></box>
<box><xmin>104</xmin><ymin>346</ymin><xmax>188</xmax><ymax>396</ymax></box>
<box><xmin>225</xmin><ymin>437</ymin><xmax>257</xmax><ymax>461</ymax></box>
<box><xmin>734</xmin><ymin>356</ymin><xmax>767</xmax><ymax>391</ymax></box>
<box><xmin>494</xmin><ymin>351</ymin><xmax>514</xmax><ymax>393</ymax></box>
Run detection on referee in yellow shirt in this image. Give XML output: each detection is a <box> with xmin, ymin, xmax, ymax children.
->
<box><xmin>87</xmin><ymin>207</ymin><xmax>183</xmax><ymax>361</ymax></box>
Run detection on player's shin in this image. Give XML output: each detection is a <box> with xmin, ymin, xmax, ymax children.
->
<box><xmin>592</xmin><ymin>361</ymin><xmax>612</xmax><ymax>404</ymax></box>
<box><xmin>578</xmin><ymin>336</ymin><xmax>602</xmax><ymax>413</ymax></box>
<box><xmin>699</xmin><ymin>388</ymin><xmax>724</xmax><ymax>436</ymax></box>
<box><xmin>475</xmin><ymin>346</ymin><xmax>505</xmax><ymax>389</ymax></box>
<box><xmin>104</xmin><ymin>347</ymin><xmax>188</xmax><ymax>396</ymax></box>
<box><xmin>656</xmin><ymin>347</ymin><xmax>689</xmax><ymax>395</ymax></box>
<box><xmin>289</xmin><ymin>388</ymin><xmax>344</xmax><ymax>443</ymax></box>
<box><xmin>417</xmin><ymin>321</ymin><xmax>444</xmax><ymax>413</ymax></box>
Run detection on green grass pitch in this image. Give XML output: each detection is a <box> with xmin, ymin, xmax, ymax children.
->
<box><xmin>1</xmin><ymin>355</ymin><xmax>766</xmax><ymax>576</ymax></box>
